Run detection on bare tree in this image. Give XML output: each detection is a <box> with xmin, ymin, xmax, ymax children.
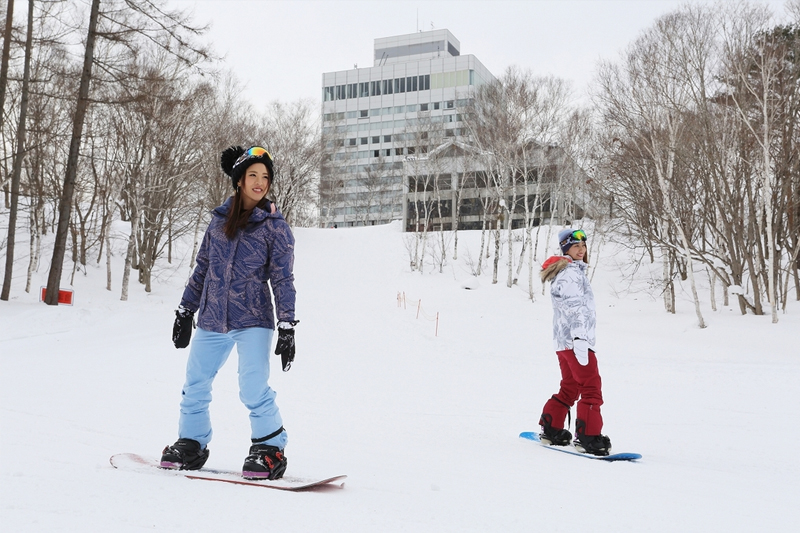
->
<box><xmin>596</xmin><ymin>8</ymin><xmax>713</xmax><ymax>327</ymax></box>
<box><xmin>1</xmin><ymin>0</ymin><xmax>33</xmax><ymax>301</ymax></box>
<box><xmin>261</xmin><ymin>99</ymin><xmax>321</xmax><ymax>227</ymax></box>
<box><xmin>464</xmin><ymin>67</ymin><xmax>574</xmax><ymax>289</ymax></box>
<box><xmin>43</xmin><ymin>0</ymin><xmax>101</xmax><ymax>304</ymax></box>
<box><xmin>403</xmin><ymin>110</ymin><xmax>450</xmax><ymax>271</ymax></box>
<box><xmin>44</xmin><ymin>0</ymin><xmax>210</xmax><ymax>305</ymax></box>
<box><xmin>593</xmin><ymin>2</ymin><xmax>800</xmax><ymax>323</ymax></box>
<box><xmin>721</xmin><ymin>4</ymin><xmax>799</xmax><ymax>322</ymax></box>
<box><xmin>0</xmin><ymin>0</ymin><xmax>14</xmax><ymax>142</ymax></box>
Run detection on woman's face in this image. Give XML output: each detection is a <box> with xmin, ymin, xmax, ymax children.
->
<box><xmin>566</xmin><ymin>241</ymin><xmax>586</xmax><ymax>262</ymax></box>
<box><xmin>238</xmin><ymin>162</ymin><xmax>271</xmax><ymax>210</ymax></box>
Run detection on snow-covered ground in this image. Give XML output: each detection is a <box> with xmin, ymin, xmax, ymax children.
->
<box><xmin>1</xmin><ymin>218</ymin><xmax>797</xmax><ymax>532</ymax></box>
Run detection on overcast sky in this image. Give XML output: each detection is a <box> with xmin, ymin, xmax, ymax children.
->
<box><xmin>170</xmin><ymin>0</ymin><xmax>793</xmax><ymax>110</ymax></box>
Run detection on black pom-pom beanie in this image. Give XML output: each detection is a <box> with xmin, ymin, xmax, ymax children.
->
<box><xmin>220</xmin><ymin>145</ymin><xmax>274</xmax><ymax>190</ymax></box>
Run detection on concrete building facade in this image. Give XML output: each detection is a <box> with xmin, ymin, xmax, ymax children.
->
<box><xmin>320</xmin><ymin>30</ymin><xmax>495</xmax><ymax>228</ymax></box>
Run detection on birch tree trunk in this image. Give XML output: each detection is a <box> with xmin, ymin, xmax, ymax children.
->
<box><xmin>120</xmin><ymin>216</ymin><xmax>138</xmax><ymax>302</ymax></box>
<box><xmin>492</xmin><ymin>223</ymin><xmax>501</xmax><ymax>285</ymax></box>
<box><xmin>106</xmin><ymin>232</ymin><xmax>112</xmax><ymax>292</ymax></box>
<box><xmin>709</xmin><ymin>268</ymin><xmax>718</xmax><ymax>312</ymax></box>
<box><xmin>25</xmin><ymin>206</ymin><xmax>41</xmax><ymax>294</ymax></box>
<box><xmin>477</xmin><ymin>214</ymin><xmax>486</xmax><ymax>276</ymax></box>
<box><xmin>652</xmin><ymin>121</ymin><xmax>706</xmax><ymax>328</ymax></box>
<box><xmin>662</xmin><ymin>246</ymin><xmax>676</xmax><ymax>314</ymax></box>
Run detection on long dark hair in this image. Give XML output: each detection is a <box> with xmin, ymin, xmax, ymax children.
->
<box><xmin>224</xmin><ymin>190</ymin><xmax>269</xmax><ymax>239</ymax></box>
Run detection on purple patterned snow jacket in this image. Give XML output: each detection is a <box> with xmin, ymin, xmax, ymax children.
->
<box><xmin>179</xmin><ymin>197</ymin><xmax>296</xmax><ymax>333</ymax></box>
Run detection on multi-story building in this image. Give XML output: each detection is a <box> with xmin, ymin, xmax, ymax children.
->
<box><xmin>320</xmin><ymin>30</ymin><xmax>584</xmax><ymax>231</ymax></box>
<box><xmin>320</xmin><ymin>29</ymin><xmax>495</xmax><ymax>228</ymax></box>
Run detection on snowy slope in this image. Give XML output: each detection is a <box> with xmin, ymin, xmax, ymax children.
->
<box><xmin>1</xmin><ymin>220</ymin><xmax>797</xmax><ymax>532</ymax></box>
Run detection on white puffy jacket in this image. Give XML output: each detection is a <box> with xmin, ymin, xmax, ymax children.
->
<box><xmin>540</xmin><ymin>256</ymin><xmax>596</xmax><ymax>352</ymax></box>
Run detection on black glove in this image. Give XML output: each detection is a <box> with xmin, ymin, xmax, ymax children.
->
<box><xmin>275</xmin><ymin>321</ymin><xmax>298</xmax><ymax>371</ymax></box>
<box><xmin>172</xmin><ymin>306</ymin><xmax>195</xmax><ymax>349</ymax></box>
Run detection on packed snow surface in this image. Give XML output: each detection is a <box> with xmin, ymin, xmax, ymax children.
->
<box><xmin>1</xmin><ymin>221</ymin><xmax>797</xmax><ymax>532</ymax></box>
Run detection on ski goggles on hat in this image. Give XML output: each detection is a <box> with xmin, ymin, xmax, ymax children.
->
<box><xmin>233</xmin><ymin>146</ymin><xmax>273</xmax><ymax>168</ymax></box>
<box><xmin>561</xmin><ymin>229</ymin><xmax>587</xmax><ymax>246</ymax></box>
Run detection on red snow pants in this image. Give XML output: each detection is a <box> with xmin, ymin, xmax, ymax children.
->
<box><xmin>541</xmin><ymin>348</ymin><xmax>604</xmax><ymax>435</ymax></box>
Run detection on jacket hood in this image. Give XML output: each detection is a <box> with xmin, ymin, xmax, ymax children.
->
<box><xmin>540</xmin><ymin>255</ymin><xmax>571</xmax><ymax>283</ymax></box>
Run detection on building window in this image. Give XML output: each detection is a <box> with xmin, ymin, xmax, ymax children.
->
<box><xmin>324</xmin><ymin>86</ymin><xmax>335</xmax><ymax>101</ymax></box>
<box><xmin>419</xmin><ymin>103</ymin><xmax>429</xmax><ymax>111</ymax></box>
<box><xmin>370</xmin><ymin>81</ymin><xmax>381</xmax><ymax>96</ymax></box>
<box><xmin>373</xmin><ymin>150</ymin><xmax>380</xmax><ymax>158</ymax></box>
<box><xmin>406</xmin><ymin>104</ymin><xmax>417</xmax><ymax>112</ymax></box>
<box><xmin>359</xmin><ymin>82</ymin><xmax>370</xmax><ymax>97</ymax></box>
<box><xmin>418</xmin><ymin>74</ymin><xmax>430</xmax><ymax>91</ymax></box>
<box><xmin>406</xmin><ymin>76</ymin><xmax>418</xmax><ymax>92</ymax></box>
<box><xmin>384</xmin><ymin>135</ymin><xmax>392</xmax><ymax>142</ymax></box>
<box><xmin>372</xmin><ymin>136</ymin><xmax>380</xmax><ymax>143</ymax></box>
<box><xmin>395</xmin><ymin>147</ymin><xmax>404</xmax><ymax>156</ymax></box>
<box><xmin>360</xmin><ymin>137</ymin><xmax>368</xmax><ymax>145</ymax></box>
<box><xmin>446</xmin><ymin>100</ymin><xmax>454</xmax><ymax>109</ymax></box>
<box><xmin>382</xmin><ymin>79</ymin><xmax>393</xmax><ymax>94</ymax></box>
<box><xmin>384</xmin><ymin>149</ymin><xmax>391</xmax><ymax>157</ymax></box>
<box><xmin>433</xmin><ymin>102</ymin><xmax>440</xmax><ymax>110</ymax></box>
<box><xmin>370</xmin><ymin>108</ymin><xmax>380</xmax><ymax>116</ymax></box>
<box><xmin>348</xmin><ymin>138</ymin><xmax>357</xmax><ymax>146</ymax></box>
<box><xmin>360</xmin><ymin>109</ymin><xmax>368</xmax><ymax>118</ymax></box>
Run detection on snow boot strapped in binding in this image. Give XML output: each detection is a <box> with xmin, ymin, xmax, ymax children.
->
<box><xmin>242</xmin><ymin>444</ymin><xmax>287</xmax><ymax>480</ymax></box>
<box><xmin>539</xmin><ymin>413</ymin><xmax>573</xmax><ymax>446</ymax></box>
<box><xmin>160</xmin><ymin>438</ymin><xmax>210</xmax><ymax>470</ymax></box>
<box><xmin>574</xmin><ymin>419</ymin><xmax>612</xmax><ymax>456</ymax></box>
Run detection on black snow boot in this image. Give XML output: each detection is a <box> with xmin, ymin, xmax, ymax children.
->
<box><xmin>573</xmin><ymin>420</ymin><xmax>611</xmax><ymax>456</ymax></box>
<box><xmin>160</xmin><ymin>438</ymin><xmax>209</xmax><ymax>470</ymax></box>
<box><xmin>242</xmin><ymin>445</ymin><xmax>287</xmax><ymax>480</ymax></box>
<box><xmin>574</xmin><ymin>434</ymin><xmax>612</xmax><ymax>456</ymax></box>
<box><xmin>539</xmin><ymin>413</ymin><xmax>572</xmax><ymax>446</ymax></box>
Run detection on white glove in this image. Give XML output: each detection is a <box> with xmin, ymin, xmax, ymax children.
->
<box><xmin>573</xmin><ymin>339</ymin><xmax>590</xmax><ymax>366</ymax></box>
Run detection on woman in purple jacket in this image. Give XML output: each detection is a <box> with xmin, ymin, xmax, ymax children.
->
<box><xmin>160</xmin><ymin>146</ymin><xmax>297</xmax><ymax>480</ymax></box>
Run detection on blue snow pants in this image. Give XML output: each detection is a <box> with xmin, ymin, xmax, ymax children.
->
<box><xmin>178</xmin><ymin>327</ymin><xmax>287</xmax><ymax>450</ymax></box>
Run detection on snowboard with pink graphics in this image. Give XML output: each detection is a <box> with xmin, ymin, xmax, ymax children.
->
<box><xmin>110</xmin><ymin>453</ymin><xmax>346</xmax><ymax>491</ymax></box>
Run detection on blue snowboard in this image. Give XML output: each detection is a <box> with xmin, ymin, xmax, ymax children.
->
<box><xmin>520</xmin><ymin>431</ymin><xmax>642</xmax><ymax>462</ymax></box>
